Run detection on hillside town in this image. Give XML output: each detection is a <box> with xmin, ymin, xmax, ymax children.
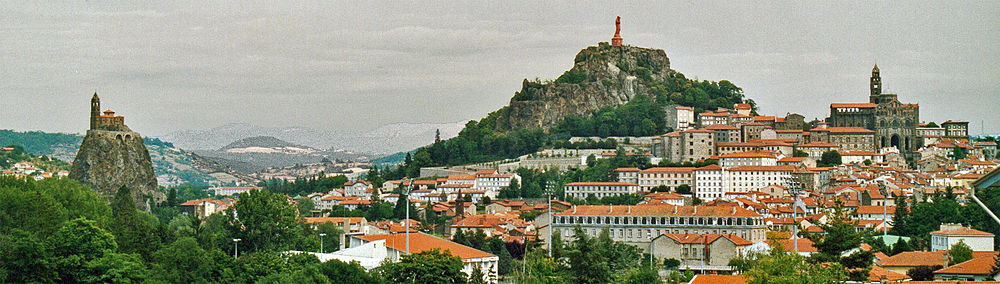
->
<box><xmin>150</xmin><ymin>56</ymin><xmax>1000</xmax><ymax>283</ymax></box>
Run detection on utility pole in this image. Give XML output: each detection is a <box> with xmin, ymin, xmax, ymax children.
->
<box><xmin>405</xmin><ymin>178</ymin><xmax>412</xmax><ymax>254</ymax></box>
<box><xmin>547</xmin><ymin>180</ymin><xmax>553</xmax><ymax>258</ymax></box>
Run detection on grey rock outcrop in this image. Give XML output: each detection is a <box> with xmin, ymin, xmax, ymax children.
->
<box><xmin>499</xmin><ymin>43</ymin><xmax>673</xmax><ymax>130</ymax></box>
<box><xmin>70</xmin><ymin>129</ymin><xmax>163</xmax><ymax>211</ymax></box>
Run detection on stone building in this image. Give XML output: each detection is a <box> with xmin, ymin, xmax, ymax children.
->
<box><xmin>705</xmin><ymin>124</ymin><xmax>741</xmax><ymax>143</ymax></box>
<box><xmin>664</xmin><ymin>105</ymin><xmax>695</xmax><ymax>131</ymax></box>
<box><xmin>941</xmin><ymin>120</ymin><xmax>970</xmax><ymax>139</ymax></box>
<box><xmin>828</xmin><ymin>65</ymin><xmax>919</xmax><ymax>157</ymax></box>
<box><xmin>660</xmin><ymin>129</ymin><xmax>715</xmax><ymax>163</ymax></box>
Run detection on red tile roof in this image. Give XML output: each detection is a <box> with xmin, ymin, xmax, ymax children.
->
<box><xmin>768</xmin><ymin>238</ymin><xmax>817</xmax><ymax>252</ymax></box>
<box><xmin>876</xmin><ymin>251</ymin><xmax>948</xmax><ymax>267</ymax></box>
<box><xmin>640</xmin><ymin>167</ymin><xmax>696</xmax><ymax>173</ymax></box>
<box><xmin>662</xmin><ymin>233</ymin><xmax>753</xmax><ymax>246</ymax></box>
<box><xmin>868</xmin><ymin>265</ymin><xmax>910</xmax><ymax>282</ymax></box>
<box><xmin>304</xmin><ymin>217</ymin><xmax>366</xmax><ymax>225</ymax></box>
<box><xmin>728</xmin><ymin>165</ymin><xmax>797</xmax><ymax>172</ymax></box>
<box><xmin>555</xmin><ymin>205</ymin><xmax>761</xmax><ymax>218</ymax></box>
<box><xmin>358</xmin><ymin>232</ymin><xmax>495</xmax><ymax>260</ymax></box>
<box><xmin>689</xmin><ymin>274</ymin><xmax>747</xmax><ymax>284</ymax></box>
<box><xmin>931</xmin><ymin>226</ymin><xmax>994</xmax><ymax>236</ymax></box>
<box><xmin>934</xmin><ymin>254</ymin><xmax>999</xmax><ymax>275</ymax></box>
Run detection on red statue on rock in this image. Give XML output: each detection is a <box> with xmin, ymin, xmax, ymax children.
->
<box><xmin>611</xmin><ymin>16</ymin><xmax>623</xmax><ymax>46</ymax></box>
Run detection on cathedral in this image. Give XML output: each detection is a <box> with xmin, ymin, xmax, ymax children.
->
<box><xmin>828</xmin><ymin>65</ymin><xmax>920</xmax><ymax>157</ymax></box>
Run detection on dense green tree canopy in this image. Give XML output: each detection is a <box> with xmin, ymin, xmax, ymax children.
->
<box><xmin>375</xmin><ymin>249</ymin><xmax>468</xmax><ymax>283</ymax></box>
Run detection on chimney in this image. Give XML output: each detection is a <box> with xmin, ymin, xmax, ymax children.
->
<box><xmin>627</xmin><ymin>205</ymin><xmax>631</xmax><ymax>214</ymax></box>
<box><xmin>732</xmin><ymin>207</ymin><xmax>737</xmax><ymax>215</ymax></box>
<box><xmin>693</xmin><ymin>206</ymin><xmax>697</xmax><ymax>214</ymax></box>
<box><xmin>673</xmin><ymin>206</ymin><xmax>678</xmax><ymax>214</ymax></box>
<box><xmin>609</xmin><ymin>206</ymin><xmax>613</xmax><ymax>213</ymax></box>
<box><xmin>572</xmin><ymin>206</ymin><xmax>577</xmax><ymax>214</ymax></box>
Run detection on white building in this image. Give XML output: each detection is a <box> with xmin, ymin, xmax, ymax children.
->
<box><xmin>344</xmin><ymin>180</ymin><xmax>374</xmax><ymax>198</ymax></box>
<box><xmin>564</xmin><ymin>182</ymin><xmax>640</xmax><ymax>199</ymax></box>
<box><xmin>718</xmin><ymin>150</ymin><xmax>780</xmax><ymax>168</ymax></box>
<box><xmin>930</xmin><ymin>224</ymin><xmax>995</xmax><ymax>252</ymax></box>
<box><xmin>349</xmin><ymin>233</ymin><xmax>499</xmax><ymax>283</ymax></box>
<box><xmin>632</xmin><ymin>167</ymin><xmax>696</xmax><ymax>192</ymax></box>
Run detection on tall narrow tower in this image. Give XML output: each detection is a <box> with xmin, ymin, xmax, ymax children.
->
<box><xmin>869</xmin><ymin>64</ymin><xmax>881</xmax><ymax>103</ymax></box>
<box><xmin>90</xmin><ymin>92</ymin><xmax>100</xmax><ymax>130</ymax></box>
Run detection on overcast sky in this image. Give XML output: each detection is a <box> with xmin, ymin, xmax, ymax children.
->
<box><xmin>3</xmin><ymin>1</ymin><xmax>998</xmax><ymax>136</ymax></box>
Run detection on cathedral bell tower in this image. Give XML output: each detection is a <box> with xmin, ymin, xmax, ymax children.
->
<box><xmin>90</xmin><ymin>92</ymin><xmax>100</xmax><ymax>130</ymax></box>
<box><xmin>870</xmin><ymin>64</ymin><xmax>881</xmax><ymax>103</ymax></box>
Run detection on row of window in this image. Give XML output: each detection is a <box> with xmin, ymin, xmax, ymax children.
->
<box><xmin>555</xmin><ymin>215</ymin><xmax>762</xmax><ymax>226</ymax></box>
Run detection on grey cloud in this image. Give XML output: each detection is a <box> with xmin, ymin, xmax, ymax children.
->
<box><xmin>1</xmin><ymin>1</ymin><xmax>998</xmax><ymax>137</ymax></box>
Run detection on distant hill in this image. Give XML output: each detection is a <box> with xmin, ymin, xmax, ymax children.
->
<box><xmin>220</xmin><ymin>136</ymin><xmax>312</xmax><ymax>152</ymax></box>
<box><xmin>0</xmin><ymin>130</ymin><xmax>228</xmax><ymax>187</ymax></box>
<box><xmin>158</xmin><ymin>122</ymin><xmax>463</xmax><ymax>155</ymax></box>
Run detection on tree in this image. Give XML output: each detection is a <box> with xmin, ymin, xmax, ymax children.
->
<box><xmin>793</xmin><ymin>150</ymin><xmax>809</xmax><ymax>157</ymax></box>
<box><xmin>151</xmin><ymin>237</ymin><xmax>212</xmax><ymax>283</ymax></box>
<box><xmin>81</xmin><ymin>251</ymin><xmax>150</xmax><ymax>283</ymax></box>
<box><xmin>818</xmin><ymin>150</ymin><xmax>842</xmax><ymax>167</ymax></box>
<box><xmin>651</xmin><ymin>185</ymin><xmax>671</xmax><ymax>193</ymax></box>
<box><xmin>949</xmin><ymin>146</ymin><xmax>968</xmax><ymax>160</ymax></box>
<box><xmin>733</xmin><ymin>246</ymin><xmax>847</xmax><ymax>284</ymax></box>
<box><xmin>468</xmin><ymin>264</ymin><xmax>486</xmax><ymax>284</ymax></box>
<box><xmin>316</xmin><ymin>222</ymin><xmax>344</xmax><ymax>252</ymax></box>
<box><xmin>226</xmin><ymin>188</ymin><xmax>301</xmax><ymax>253</ymax></box>
<box><xmin>889</xmin><ymin>238</ymin><xmax>913</xmax><ymax>256</ymax></box>
<box><xmin>906</xmin><ymin>265</ymin><xmax>942</xmax><ymax>281</ymax></box>
<box><xmin>514</xmin><ymin>249</ymin><xmax>569</xmax><ymax>284</ymax></box>
<box><xmin>375</xmin><ymin>249</ymin><xmax>467</xmax><ymax>283</ymax></box>
<box><xmin>0</xmin><ymin>229</ymin><xmax>56</xmax><ymax>283</ymax></box>
<box><xmin>166</xmin><ymin>187</ymin><xmax>177</xmax><ymax>207</ymax></box>
<box><xmin>618</xmin><ymin>267</ymin><xmax>659</xmax><ymax>284</ymax></box>
<box><xmin>949</xmin><ymin>241</ymin><xmax>973</xmax><ymax>265</ymax></box>
<box><xmin>487</xmin><ymin>237</ymin><xmax>514</xmax><ymax>276</ymax></box>
<box><xmin>676</xmin><ymin>184</ymin><xmax>691</xmax><ymax>194</ymax></box>
<box><xmin>565</xmin><ymin>226</ymin><xmax>612</xmax><ymax>283</ymax></box>
<box><xmin>806</xmin><ymin>204</ymin><xmax>872</xmax><ymax>281</ymax></box>
<box><xmin>318</xmin><ymin>259</ymin><xmax>381</xmax><ymax>283</ymax></box>
<box><xmin>550</xmin><ymin>229</ymin><xmax>564</xmax><ymax>259</ymax></box>
<box><xmin>0</xmin><ymin>180</ymin><xmax>68</xmax><ymax>237</ymax></box>
<box><xmin>663</xmin><ymin>258</ymin><xmax>680</xmax><ymax>270</ymax></box>
<box><xmin>110</xmin><ymin>185</ymin><xmax>162</xmax><ymax>258</ymax></box>
<box><xmin>297</xmin><ymin>198</ymin><xmax>315</xmax><ymax>217</ymax></box>
<box><xmin>47</xmin><ymin>217</ymin><xmax>121</xmax><ymax>282</ymax></box>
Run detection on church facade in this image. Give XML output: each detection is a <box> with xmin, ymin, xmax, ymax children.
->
<box><xmin>828</xmin><ymin>65</ymin><xmax>920</xmax><ymax>157</ymax></box>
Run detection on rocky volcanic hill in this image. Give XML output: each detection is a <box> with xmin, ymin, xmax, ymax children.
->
<box><xmin>69</xmin><ymin>130</ymin><xmax>163</xmax><ymax>210</ymax></box>
<box><xmin>498</xmin><ymin>43</ymin><xmax>674</xmax><ymax>131</ymax></box>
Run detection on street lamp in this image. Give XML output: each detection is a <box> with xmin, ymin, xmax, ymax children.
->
<box><xmin>319</xmin><ymin>233</ymin><xmax>327</xmax><ymax>253</ymax></box>
<box><xmin>878</xmin><ymin>182</ymin><xmax>888</xmax><ymax>239</ymax></box>
<box><xmin>233</xmin><ymin>238</ymin><xmax>242</xmax><ymax>259</ymax></box>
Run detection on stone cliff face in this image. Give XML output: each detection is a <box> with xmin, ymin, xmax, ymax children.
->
<box><xmin>499</xmin><ymin>43</ymin><xmax>673</xmax><ymax>130</ymax></box>
<box><xmin>70</xmin><ymin>130</ymin><xmax>163</xmax><ymax>211</ymax></box>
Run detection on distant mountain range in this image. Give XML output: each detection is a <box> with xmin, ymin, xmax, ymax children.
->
<box><xmin>157</xmin><ymin>122</ymin><xmax>464</xmax><ymax>155</ymax></box>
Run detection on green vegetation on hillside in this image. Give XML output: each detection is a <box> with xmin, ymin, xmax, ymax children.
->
<box><xmin>386</xmin><ymin>58</ymin><xmax>749</xmax><ymax>171</ymax></box>
<box><xmin>0</xmin><ymin>130</ymin><xmax>82</xmax><ymax>156</ymax></box>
